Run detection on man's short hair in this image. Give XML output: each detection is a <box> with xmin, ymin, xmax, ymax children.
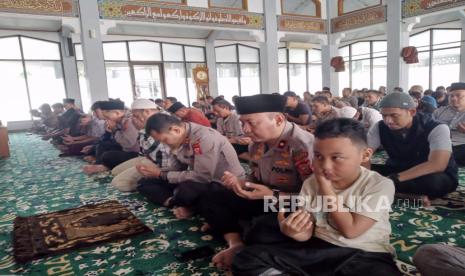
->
<box><xmin>145</xmin><ymin>113</ymin><xmax>183</xmax><ymax>134</ymax></box>
<box><xmin>283</xmin><ymin>91</ymin><xmax>298</xmax><ymax>98</ymax></box>
<box><xmin>211</xmin><ymin>97</ymin><xmax>233</xmax><ymax>109</ymax></box>
<box><xmin>166</xmin><ymin>97</ymin><xmax>177</xmax><ymax>103</ymax></box>
<box><xmin>312</xmin><ymin>96</ymin><xmax>330</xmax><ymax>105</ymax></box>
<box><xmin>314</xmin><ymin>118</ymin><xmax>367</xmax><ymax>147</ymax></box>
<box><xmin>366</xmin><ymin>89</ymin><xmax>382</xmax><ymax>96</ymax></box>
<box><xmin>154</xmin><ymin>98</ymin><xmax>164</xmax><ymax>104</ymax></box>
<box><xmin>91</xmin><ymin>101</ymin><xmax>102</xmax><ymax>111</ymax></box>
<box><xmin>52</xmin><ymin>103</ymin><xmax>64</xmax><ymax>109</ymax></box>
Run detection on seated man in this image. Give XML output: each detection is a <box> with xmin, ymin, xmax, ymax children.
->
<box><xmin>283</xmin><ymin>91</ymin><xmax>312</xmax><ymax>126</ymax></box>
<box><xmin>357</xmin><ymin>106</ymin><xmax>383</xmax><ymax>130</ymax></box>
<box><xmin>211</xmin><ymin>97</ymin><xmax>251</xmax><ymax>157</ymax></box>
<box><xmin>83</xmin><ymin>100</ymin><xmax>139</xmax><ymax>174</ymax></box>
<box><xmin>167</xmin><ymin>102</ymin><xmax>211</xmax><ymax>127</ymax></box>
<box><xmin>30</xmin><ymin>104</ymin><xmax>59</xmax><ymax>134</ymax></box>
<box><xmin>232</xmin><ymin>118</ymin><xmax>401</xmax><ymax>276</ymax></box>
<box><xmin>162</xmin><ymin>97</ymin><xmax>177</xmax><ymax>110</ymax></box>
<box><xmin>308</xmin><ymin>96</ymin><xmax>339</xmax><ymax>132</ymax></box>
<box><xmin>367</xmin><ymin>92</ymin><xmax>458</xmax><ymax>205</ymax></box>
<box><xmin>433</xmin><ymin>82</ymin><xmax>465</xmax><ymax>165</ymax></box>
<box><xmin>42</xmin><ymin>98</ymin><xmax>81</xmax><ymax>141</ymax></box>
<box><xmin>111</xmin><ymin>99</ymin><xmax>182</xmax><ymax>192</ymax></box>
<box><xmin>363</xmin><ymin>89</ymin><xmax>383</xmax><ymax>110</ymax></box>
<box><xmin>197</xmin><ymin>94</ymin><xmax>314</xmax><ymax>269</ymax></box>
<box><xmin>340</xmin><ymin>87</ymin><xmax>359</xmax><ymax>108</ymax></box>
<box><xmin>413</xmin><ymin>244</ymin><xmax>465</xmax><ymax>276</ymax></box>
<box><xmin>137</xmin><ymin>113</ymin><xmax>244</xmax><ymax>219</ymax></box>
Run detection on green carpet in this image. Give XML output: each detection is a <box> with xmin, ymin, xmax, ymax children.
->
<box><xmin>0</xmin><ymin>133</ymin><xmax>464</xmax><ymax>275</ymax></box>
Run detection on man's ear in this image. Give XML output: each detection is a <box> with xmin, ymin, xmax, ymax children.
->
<box><xmin>362</xmin><ymin>147</ymin><xmax>373</xmax><ymax>163</ymax></box>
<box><xmin>275</xmin><ymin>113</ymin><xmax>286</xmax><ymax>125</ymax></box>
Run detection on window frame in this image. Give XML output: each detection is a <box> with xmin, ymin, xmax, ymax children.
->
<box><xmin>0</xmin><ymin>35</ymin><xmax>67</xmax><ymax>120</ymax></box>
<box><xmin>281</xmin><ymin>0</ymin><xmax>322</xmax><ymax>18</ymax></box>
<box><xmin>215</xmin><ymin>43</ymin><xmax>261</xmax><ymax>97</ymax></box>
<box><xmin>208</xmin><ymin>0</ymin><xmax>248</xmax><ymax>10</ymax></box>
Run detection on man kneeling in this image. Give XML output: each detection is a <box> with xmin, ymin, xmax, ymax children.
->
<box><xmin>232</xmin><ymin>118</ymin><xmax>401</xmax><ymax>276</ymax></box>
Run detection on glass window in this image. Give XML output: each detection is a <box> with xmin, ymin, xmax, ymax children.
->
<box><xmin>185</xmin><ymin>46</ymin><xmax>205</xmax><ymax>62</ymax></box>
<box><xmin>289</xmin><ymin>49</ymin><xmax>306</xmax><ymax>63</ymax></box>
<box><xmin>339</xmin><ymin>0</ymin><xmax>380</xmax><ymax>15</ymax></box>
<box><xmin>165</xmin><ymin>63</ymin><xmax>188</xmax><ymax>105</ymax></box>
<box><xmin>105</xmin><ymin>62</ymin><xmax>133</xmax><ymax>106</ymax></box>
<box><xmin>216</xmin><ymin>46</ymin><xmax>237</xmax><ymax>62</ymax></box>
<box><xmin>282</xmin><ymin>0</ymin><xmax>319</xmax><ymax>17</ymax></box>
<box><xmin>217</xmin><ymin>63</ymin><xmax>239</xmax><ymax>103</ymax></box>
<box><xmin>351</xmin><ymin>42</ymin><xmax>370</xmax><ymax>60</ymax></box>
<box><xmin>209</xmin><ymin>0</ymin><xmax>245</xmax><ymax>9</ymax></box>
<box><xmin>21</xmin><ymin>37</ymin><xmax>60</xmax><ymax>60</ymax></box>
<box><xmin>432</xmin><ymin>47</ymin><xmax>460</xmax><ymax>89</ymax></box>
<box><xmin>433</xmin><ymin>29</ymin><xmax>461</xmax><ymax>50</ymax></box>
<box><xmin>239</xmin><ymin>45</ymin><xmax>259</xmax><ymax>63</ymax></box>
<box><xmin>279</xmin><ymin>64</ymin><xmax>288</xmax><ymax>93</ymax></box>
<box><xmin>186</xmin><ymin>63</ymin><xmax>206</xmax><ymax>106</ymax></box>
<box><xmin>372</xmin><ymin>41</ymin><xmax>387</xmax><ymax>58</ymax></box>
<box><xmin>0</xmin><ymin>61</ymin><xmax>31</xmax><ymax>121</ymax></box>
<box><xmin>410</xmin><ymin>31</ymin><xmax>430</xmax><ymax>52</ymax></box>
<box><xmin>25</xmin><ymin>61</ymin><xmax>66</xmax><ymax>110</ymax></box>
<box><xmin>129</xmin><ymin>41</ymin><xmax>161</xmax><ymax>61</ymax></box>
<box><xmin>351</xmin><ymin>59</ymin><xmax>370</xmax><ymax>89</ymax></box>
<box><xmin>340</xmin><ymin>45</ymin><xmax>350</xmax><ymax>61</ymax></box>
<box><xmin>308</xmin><ymin>63</ymin><xmax>322</xmax><ymax>93</ymax></box>
<box><xmin>103</xmin><ymin>42</ymin><xmax>128</xmax><ymax>61</ymax></box>
<box><xmin>372</xmin><ymin>57</ymin><xmax>386</xmax><ymax>89</ymax></box>
<box><xmin>308</xmin><ymin>49</ymin><xmax>321</xmax><ymax>63</ymax></box>
<box><xmin>75</xmin><ymin>44</ymin><xmax>83</xmax><ymax>61</ymax></box>
<box><xmin>77</xmin><ymin>62</ymin><xmax>91</xmax><ymax>112</ymax></box>
<box><xmin>0</xmin><ymin>37</ymin><xmax>21</xmax><ymax>59</ymax></box>
<box><xmin>338</xmin><ymin>68</ymin><xmax>350</xmax><ymax>90</ymax></box>
<box><xmin>162</xmin><ymin>44</ymin><xmax>184</xmax><ymax>62</ymax></box>
<box><xmin>279</xmin><ymin>48</ymin><xmax>288</xmax><ymax>63</ymax></box>
<box><xmin>289</xmin><ymin>64</ymin><xmax>307</xmax><ymax>94</ymax></box>
<box><xmin>408</xmin><ymin>52</ymin><xmax>430</xmax><ymax>89</ymax></box>
<box><xmin>240</xmin><ymin>64</ymin><xmax>260</xmax><ymax>96</ymax></box>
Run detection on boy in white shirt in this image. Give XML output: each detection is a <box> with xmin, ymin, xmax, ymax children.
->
<box><xmin>233</xmin><ymin>118</ymin><xmax>401</xmax><ymax>276</ymax></box>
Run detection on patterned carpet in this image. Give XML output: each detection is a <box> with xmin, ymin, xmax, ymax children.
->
<box><xmin>0</xmin><ymin>133</ymin><xmax>464</xmax><ymax>275</ymax></box>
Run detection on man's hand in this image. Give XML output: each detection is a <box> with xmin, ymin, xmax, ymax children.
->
<box><xmin>136</xmin><ymin>162</ymin><xmax>161</xmax><ymax>178</ymax></box>
<box><xmin>105</xmin><ymin>120</ymin><xmax>117</xmax><ymax>132</ymax></box>
<box><xmin>80</xmin><ymin>145</ymin><xmax>93</xmax><ymax>154</ymax></box>
<box><xmin>278</xmin><ymin>209</ymin><xmax>313</xmax><ymax>241</ymax></box>
<box><xmin>237</xmin><ymin>137</ymin><xmax>252</xmax><ymax>145</ymax></box>
<box><xmin>231</xmin><ymin>181</ymin><xmax>273</xmax><ymax>200</ymax></box>
<box><xmin>221</xmin><ymin>171</ymin><xmax>245</xmax><ymax>190</ymax></box>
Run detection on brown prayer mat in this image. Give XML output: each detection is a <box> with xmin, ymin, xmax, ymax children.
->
<box><xmin>13</xmin><ymin>200</ymin><xmax>151</xmax><ymax>263</ymax></box>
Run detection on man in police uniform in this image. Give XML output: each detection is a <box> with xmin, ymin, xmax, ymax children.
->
<box><xmin>367</xmin><ymin>92</ymin><xmax>458</xmax><ymax>205</ymax></box>
<box><xmin>136</xmin><ymin>113</ymin><xmax>245</xmax><ymax>219</ymax></box>
<box><xmin>197</xmin><ymin>94</ymin><xmax>315</xmax><ymax>270</ymax></box>
<box><xmin>433</xmin><ymin>82</ymin><xmax>465</xmax><ymax>165</ymax></box>
<box><xmin>211</xmin><ymin>97</ymin><xmax>251</xmax><ymax>157</ymax></box>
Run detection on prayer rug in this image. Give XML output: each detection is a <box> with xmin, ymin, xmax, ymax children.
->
<box><xmin>13</xmin><ymin>201</ymin><xmax>151</xmax><ymax>264</ymax></box>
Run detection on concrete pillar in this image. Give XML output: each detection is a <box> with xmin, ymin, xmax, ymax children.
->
<box><xmin>206</xmin><ymin>33</ymin><xmax>219</xmax><ymax>97</ymax></box>
<box><xmin>321</xmin><ymin>0</ymin><xmax>339</xmax><ymax>95</ymax></box>
<box><xmin>260</xmin><ymin>0</ymin><xmax>279</xmax><ymax>94</ymax></box>
<box><xmin>386</xmin><ymin>0</ymin><xmax>410</xmax><ymax>92</ymax></box>
<box><xmin>460</xmin><ymin>18</ymin><xmax>465</xmax><ymax>82</ymax></box>
<box><xmin>60</xmin><ymin>28</ymin><xmax>82</xmax><ymax>109</ymax></box>
<box><xmin>78</xmin><ymin>0</ymin><xmax>109</xmax><ymax>102</ymax></box>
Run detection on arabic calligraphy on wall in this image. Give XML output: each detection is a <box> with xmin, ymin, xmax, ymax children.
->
<box><xmin>0</xmin><ymin>0</ymin><xmax>76</xmax><ymax>17</ymax></box>
<box><xmin>278</xmin><ymin>15</ymin><xmax>326</xmax><ymax>34</ymax></box>
<box><xmin>331</xmin><ymin>5</ymin><xmax>386</xmax><ymax>33</ymax></box>
<box><xmin>99</xmin><ymin>0</ymin><xmax>264</xmax><ymax>29</ymax></box>
<box><xmin>402</xmin><ymin>0</ymin><xmax>465</xmax><ymax>18</ymax></box>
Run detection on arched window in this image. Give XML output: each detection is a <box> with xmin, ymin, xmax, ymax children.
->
<box><xmin>337</xmin><ymin>0</ymin><xmax>381</xmax><ymax>16</ymax></box>
<box><xmin>0</xmin><ymin>36</ymin><xmax>66</xmax><ymax>123</ymax></box>
<box><xmin>281</xmin><ymin>0</ymin><xmax>321</xmax><ymax>18</ymax></box>
<box><xmin>215</xmin><ymin>44</ymin><xmax>260</xmax><ymax>103</ymax></box>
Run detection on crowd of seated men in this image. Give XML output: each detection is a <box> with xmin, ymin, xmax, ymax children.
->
<box><xmin>28</xmin><ymin>83</ymin><xmax>465</xmax><ymax>275</ymax></box>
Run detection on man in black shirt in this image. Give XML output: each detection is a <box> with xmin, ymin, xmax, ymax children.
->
<box><xmin>283</xmin><ymin>91</ymin><xmax>312</xmax><ymax>126</ymax></box>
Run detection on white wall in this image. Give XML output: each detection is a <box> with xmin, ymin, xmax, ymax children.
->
<box><xmin>248</xmin><ymin>0</ymin><xmax>263</xmax><ymax>13</ymax></box>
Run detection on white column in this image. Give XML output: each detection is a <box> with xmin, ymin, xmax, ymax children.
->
<box><xmin>460</xmin><ymin>18</ymin><xmax>465</xmax><ymax>82</ymax></box>
<box><xmin>386</xmin><ymin>0</ymin><xmax>410</xmax><ymax>92</ymax></box>
<box><xmin>78</xmin><ymin>0</ymin><xmax>109</xmax><ymax>102</ymax></box>
<box><xmin>321</xmin><ymin>0</ymin><xmax>340</xmax><ymax>95</ymax></box>
<box><xmin>206</xmin><ymin>33</ymin><xmax>218</xmax><ymax>97</ymax></box>
<box><xmin>60</xmin><ymin>27</ymin><xmax>82</xmax><ymax>109</ymax></box>
<box><xmin>260</xmin><ymin>0</ymin><xmax>279</xmax><ymax>94</ymax></box>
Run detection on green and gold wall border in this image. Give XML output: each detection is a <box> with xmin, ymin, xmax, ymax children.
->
<box><xmin>0</xmin><ymin>0</ymin><xmax>78</xmax><ymax>17</ymax></box>
<box><xmin>331</xmin><ymin>5</ymin><xmax>386</xmax><ymax>33</ymax></box>
<box><xmin>278</xmin><ymin>15</ymin><xmax>326</xmax><ymax>34</ymax></box>
<box><xmin>403</xmin><ymin>0</ymin><xmax>465</xmax><ymax>18</ymax></box>
<box><xmin>98</xmin><ymin>0</ymin><xmax>264</xmax><ymax>30</ymax></box>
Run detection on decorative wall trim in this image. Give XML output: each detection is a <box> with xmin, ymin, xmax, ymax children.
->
<box><xmin>402</xmin><ymin>0</ymin><xmax>465</xmax><ymax>18</ymax></box>
<box><xmin>0</xmin><ymin>0</ymin><xmax>78</xmax><ymax>17</ymax></box>
<box><xmin>331</xmin><ymin>5</ymin><xmax>386</xmax><ymax>33</ymax></box>
<box><xmin>278</xmin><ymin>15</ymin><xmax>326</xmax><ymax>33</ymax></box>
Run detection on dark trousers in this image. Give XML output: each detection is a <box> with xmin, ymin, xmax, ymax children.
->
<box><xmin>232</xmin><ymin>143</ymin><xmax>249</xmax><ymax>155</ymax></box>
<box><xmin>101</xmin><ymin>151</ymin><xmax>138</xmax><ymax>170</ymax></box>
<box><xmin>233</xmin><ymin>214</ymin><xmax>401</xmax><ymax>276</ymax></box>
<box><xmin>95</xmin><ymin>140</ymin><xmax>121</xmax><ymax>164</ymax></box>
<box><xmin>197</xmin><ymin>187</ymin><xmax>266</xmax><ymax>234</ymax></box>
<box><xmin>137</xmin><ymin>178</ymin><xmax>222</xmax><ymax>207</ymax></box>
<box><xmin>371</xmin><ymin>164</ymin><xmax>457</xmax><ymax>198</ymax></box>
<box><xmin>453</xmin><ymin>145</ymin><xmax>465</xmax><ymax>166</ymax></box>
